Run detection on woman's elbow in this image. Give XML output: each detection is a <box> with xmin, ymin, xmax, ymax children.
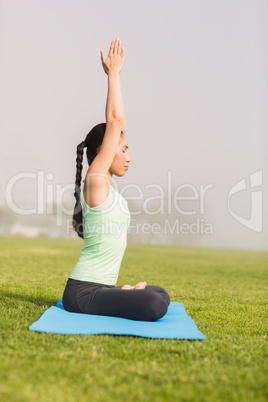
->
<box><xmin>107</xmin><ymin>116</ymin><xmax>125</xmax><ymax>133</ymax></box>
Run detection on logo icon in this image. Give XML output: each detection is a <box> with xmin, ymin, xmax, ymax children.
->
<box><xmin>227</xmin><ymin>170</ymin><xmax>263</xmax><ymax>232</ymax></box>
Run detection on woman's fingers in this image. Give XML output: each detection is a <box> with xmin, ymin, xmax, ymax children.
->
<box><xmin>103</xmin><ymin>38</ymin><xmax>120</xmax><ymax>61</ymax></box>
<box><xmin>108</xmin><ymin>38</ymin><xmax>115</xmax><ymax>58</ymax></box>
<box><xmin>114</xmin><ymin>37</ymin><xmax>119</xmax><ymax>54</ymax></box>
<box><xmin>121</xmin><ymin>46</ymin><xmax>125</xmax><ymax>60</ymax></box>
<box><xmin>117</xmin><ymin>39</ymin><xmax>121</xmax><ymax>56</ymax></box>
<box><xmin>100</xmin><ymin>50</ymin><xmax>105</xmax><ymax>63</ymax></box>
<box><xmin>101</xmin><ymin>37</ymin><xmax>124</xmax><ymax>74</ymax></box>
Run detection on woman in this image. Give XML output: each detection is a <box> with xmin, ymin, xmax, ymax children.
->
<box><xmin>62</xmin><ymin>37</ymin><xmax>170</xmax><ymax>321</ymax></box>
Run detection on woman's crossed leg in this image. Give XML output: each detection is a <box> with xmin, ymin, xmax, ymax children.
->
<box><xmin>80</xmin><ymin>284</ymin><xmax>170</xmax><ymax>321</ymax></box>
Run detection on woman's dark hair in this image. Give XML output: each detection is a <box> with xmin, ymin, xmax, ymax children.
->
<box><xmin>72</xmin><ymin>122</ymin><xmax>106</xmax><ymax>239</ymax></box>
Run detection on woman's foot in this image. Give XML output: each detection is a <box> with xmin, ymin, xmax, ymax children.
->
<box><xmin>134</xmin><ymin>281</ymin><xmax>147</xmax><ymax>289</ymax></box>
<box><xmin>121</xmin><ymin>284</ymin><xmax>134</xmax><ymax>290</ymax></box>
<box><xmin>121</xmin><ymin>281</ymin><xmax>147</xmax><ymax>290</ymax></box>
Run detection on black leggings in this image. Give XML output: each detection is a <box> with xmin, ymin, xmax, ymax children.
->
<box><xmin>62</xmin><ymin>278</ymin><xmax>170</xmax><ymax>321</ymax></box>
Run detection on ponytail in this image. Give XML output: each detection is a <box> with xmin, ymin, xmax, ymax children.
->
<box><xmin>72</xmin><ymin>140</ymin><xmax>86</xmax><ymax>239</ymax></box>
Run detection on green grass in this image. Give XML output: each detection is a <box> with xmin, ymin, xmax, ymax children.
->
<box><xmin>0</xmin><ymin>236</ymin><xmax>267</xmax><ymax>402</ymax></box>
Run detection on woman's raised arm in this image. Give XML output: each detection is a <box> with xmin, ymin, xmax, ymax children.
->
<box><xmin>101</xmin><ymin>37</ymin><xmax>126</xmax><ymax>131</ymax></box>
<box><xmin>89</xmin><ymin>37</ymin><xmax>126</xmax><ymax>175</ymax></box>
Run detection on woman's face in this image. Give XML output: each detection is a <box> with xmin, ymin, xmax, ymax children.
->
<box><xmin>109</xmin><ymin>135</ymin><xmax>131</xmax><ymax>177</ymax></box>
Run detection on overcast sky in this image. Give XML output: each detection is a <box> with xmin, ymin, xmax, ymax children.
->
<box><xmin>0</xmin><ymin>0</ymin><xmax>267</xmax><ymax>250</ymax></box>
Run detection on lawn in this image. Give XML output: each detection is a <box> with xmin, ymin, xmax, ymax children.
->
<box><xmin>0</xmin><ymin>236</ymin><xmax>267</xmax><ymax>402</ymax></box>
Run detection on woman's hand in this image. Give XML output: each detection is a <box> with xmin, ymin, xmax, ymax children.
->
<box><xmin>100</xmin><ymin>37</ymin><xmax>125</xmax><ymax>75</ymax></box>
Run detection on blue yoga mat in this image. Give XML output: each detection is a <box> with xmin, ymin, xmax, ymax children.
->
<box><xmin>29</xmin><ymin>300</ymin><xmax>206</xmax><ymax>340</ymax></box>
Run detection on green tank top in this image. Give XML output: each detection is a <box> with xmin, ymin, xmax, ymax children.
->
<box><xmin>69</xmin><ymin>182</ymin><xmax>131</xmax><ymax>285</ymax></box>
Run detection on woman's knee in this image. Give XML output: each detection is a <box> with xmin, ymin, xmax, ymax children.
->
<box><xmin>144</xmin><ymin>293</ymin><xmax>168</xmax><ymax>321</ymax></box>
<box><xmin>145</xmin><ymin>285</ymin><xmax>171</xmax><ymax>308</ymax></box>
<box><xmin>162</xmin><ymin>288</ymin><xmax>171</xmax><ymax>307</ymax></box>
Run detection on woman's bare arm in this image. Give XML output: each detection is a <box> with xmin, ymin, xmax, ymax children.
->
<box><xmin>102</xmin><ymin>37</ymin><xmax>125</xmax><ymax>130</ymax></box>
<box><xmin>89</xmin><ymin>37</ymin><xmax>126</xmax><ymax>175</ymax></box>
<box><xmin>106</xmin><ymin>72</ymin><xmax>126</xmax><ymax>133</ymax></box>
